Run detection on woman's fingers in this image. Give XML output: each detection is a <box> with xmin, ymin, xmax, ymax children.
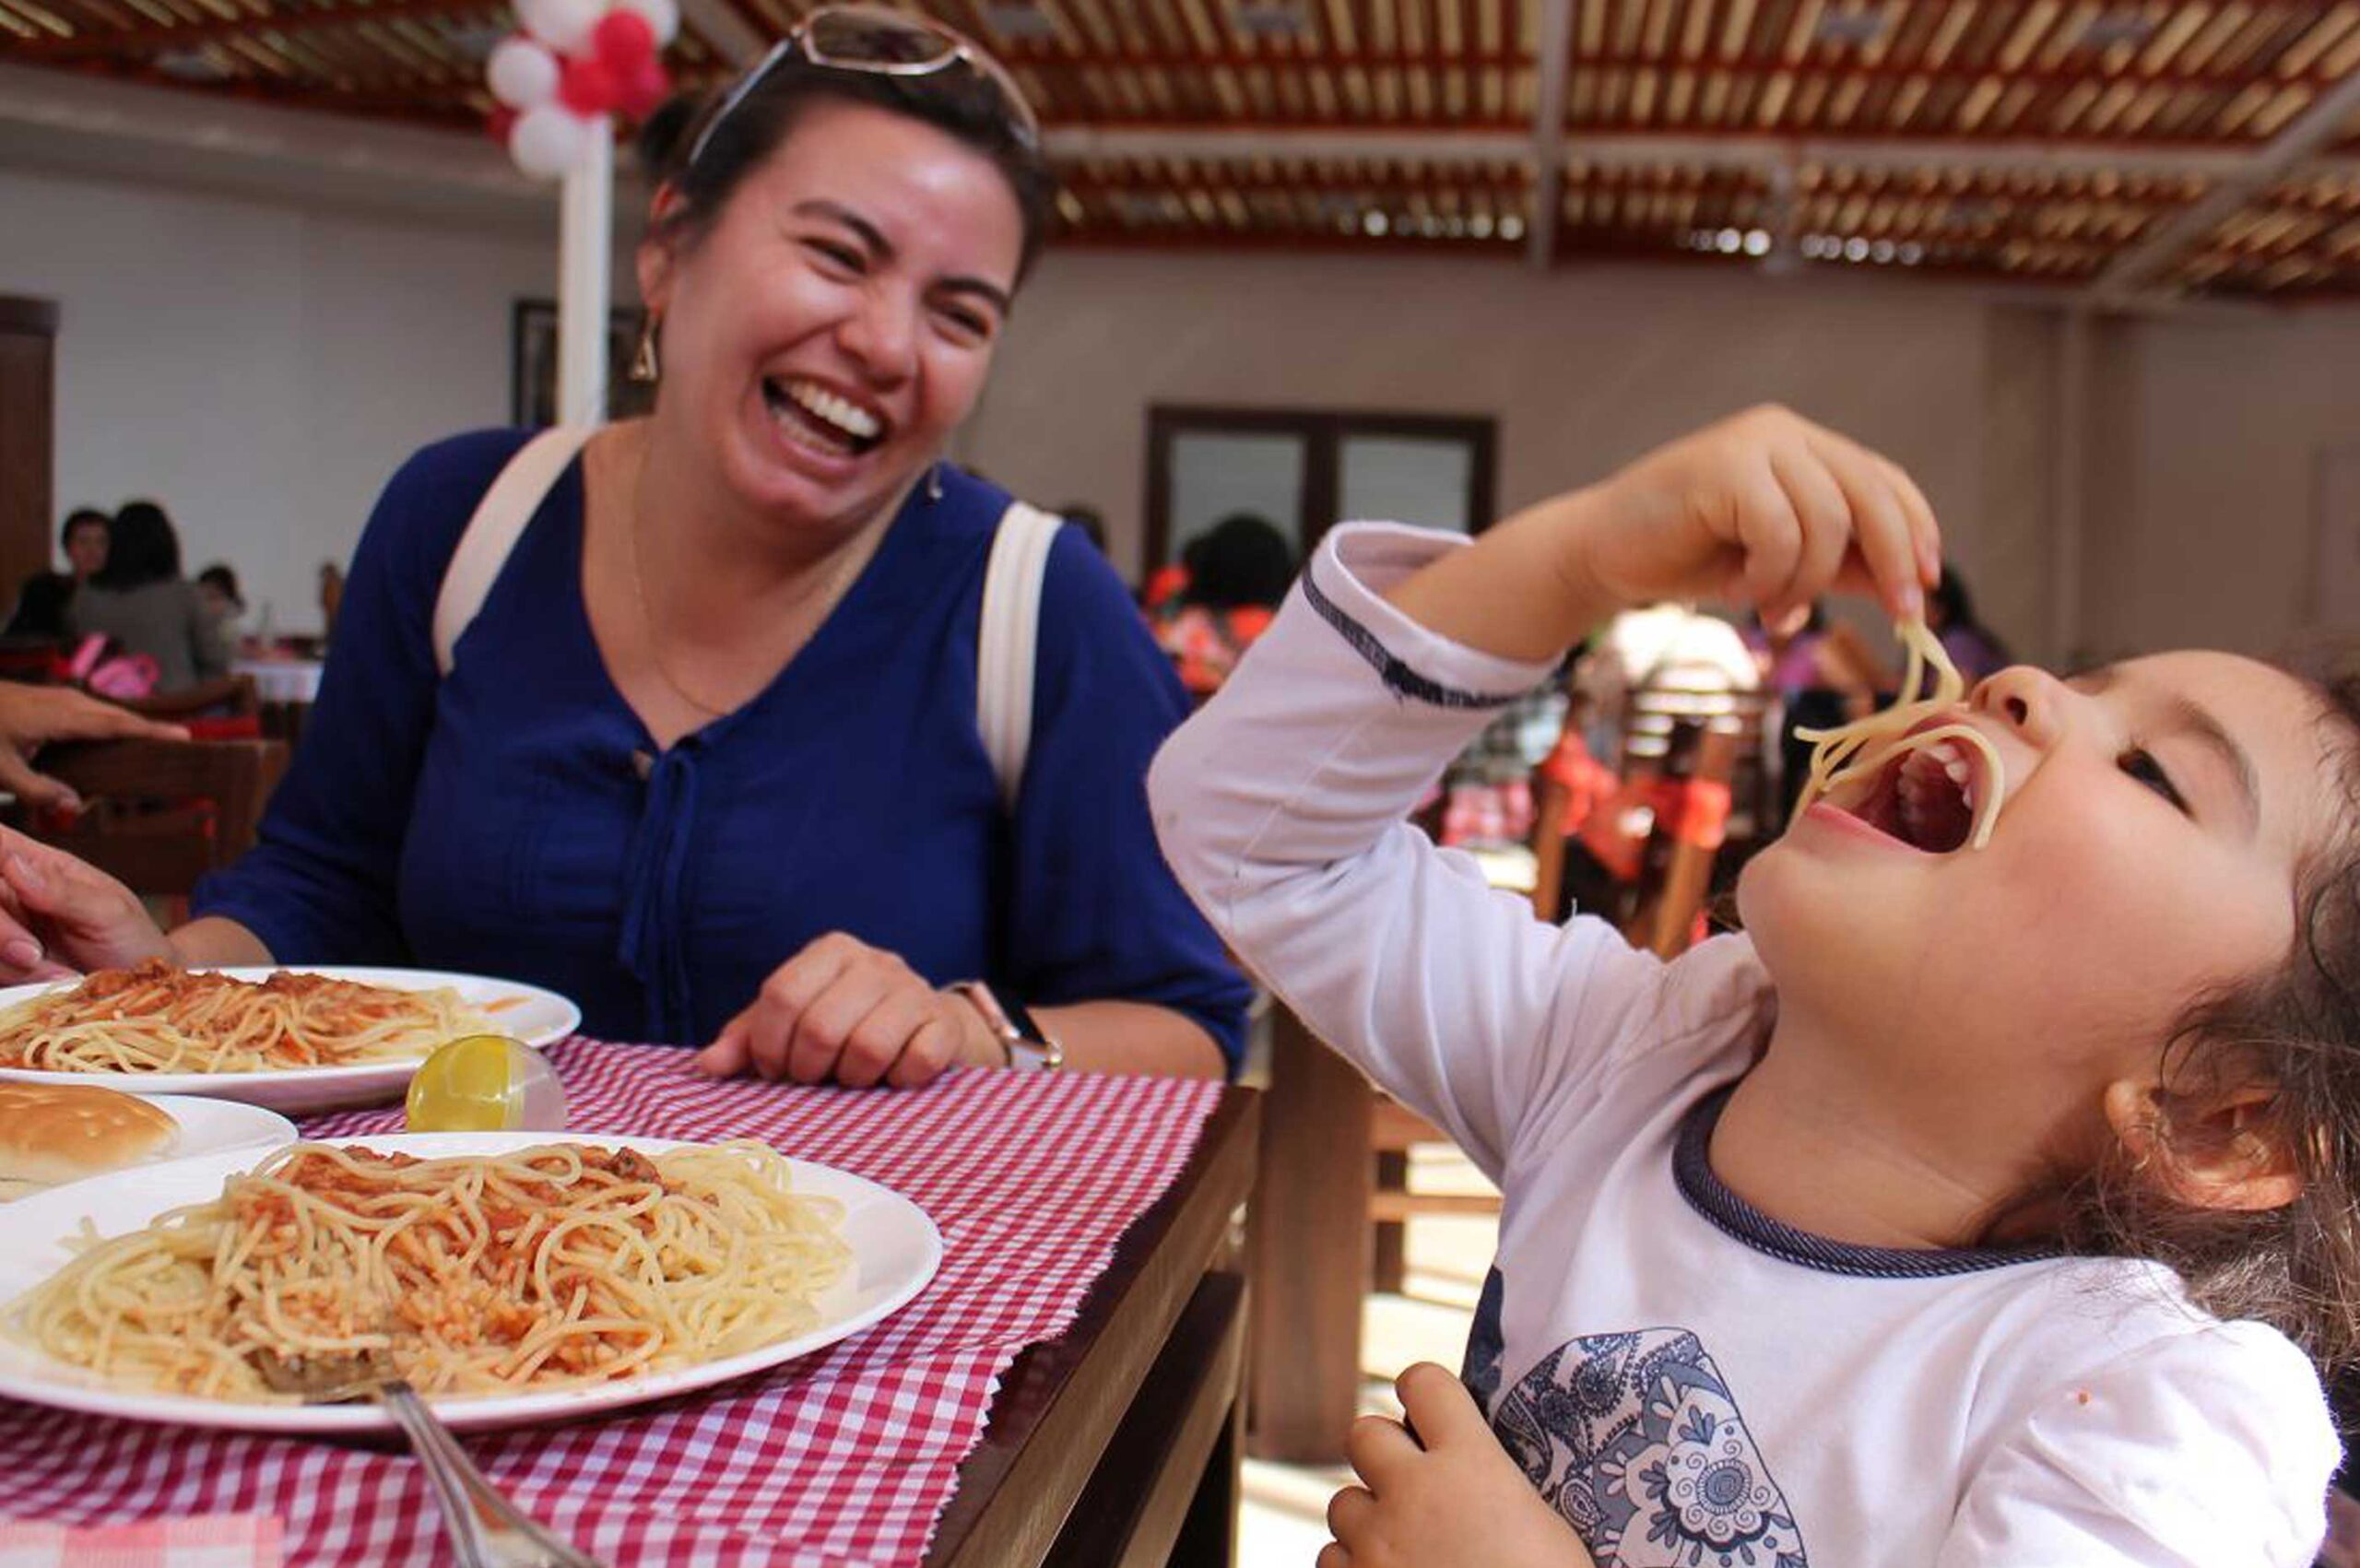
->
<box><xmin>830</xmin><ymin>984</ymin><xmax>936</xmax><ymax>1089</ymax></box>
<box><xmin>883</xmin><ymin>1013</ymin><xmax>965</xmax><ymax>1090</ymax></box>
<box><xmin>692</xmin><ymin>1016</ymin><xmax>753</xmax><ymax>1078</ymax></box>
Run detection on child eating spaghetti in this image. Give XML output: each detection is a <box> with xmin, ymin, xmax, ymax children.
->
<box><xmin>1150</xmin><ymin>407</ymin><xmax>2349</xmax><ymax>1566</ymax></box>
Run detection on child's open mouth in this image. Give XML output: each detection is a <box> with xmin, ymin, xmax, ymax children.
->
<box><xmin>1824</xmin><ymin>725</ymin><xmax>1988</xmax><ymax>854</ymax></box>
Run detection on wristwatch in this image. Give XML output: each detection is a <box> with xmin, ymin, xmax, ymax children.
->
<box><xmin>947</xmin><ymin>981</ymin><xmax>1065</xmax><ymax>1072</ymax></box>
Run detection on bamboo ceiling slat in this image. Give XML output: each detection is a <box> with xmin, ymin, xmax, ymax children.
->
<box><xmin>10</xmin><ymin>0</ymin><xmax>2357</xmax><ymax>291</ymax></box>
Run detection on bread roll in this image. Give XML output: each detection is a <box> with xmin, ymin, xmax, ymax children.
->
<box><xmin>0</xmin><ymin>1083</ymin><xmax>177</xmax><ymax>1185</ymax></box>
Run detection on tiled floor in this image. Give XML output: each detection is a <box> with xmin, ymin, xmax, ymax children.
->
<box><xmin>1234</xmin><ymin>1150</ymin><xmax>1500</xmax><ymax>1568</ymax></box>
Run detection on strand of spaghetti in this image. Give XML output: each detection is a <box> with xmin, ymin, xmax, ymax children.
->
<box><xmin>8</xmin><ymin>1141</ymin><xmax>850</xmax><ymax>1400</ymax></box>
<box><xmin>0</xmin><ymin>965</ymin><xmax>490</xmax><ymax>1075</ymax></box>
<box><xmin>1788</xmin><ymin>619</ymin><xmax>2007</xmax><ymax>849</ymax></box>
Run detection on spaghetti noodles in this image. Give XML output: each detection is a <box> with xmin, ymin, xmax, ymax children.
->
<box><xmin>1788</xmin><ymin>618</ymin><xmax>2007</xmax><ymax>849</ymax></box>
<box><xmin>9</xmin><ymin>1140</ymin><xmax>852</xmax><ymax>1399</ymax></box>
<box><xmin>0</xmin><ymin>961</ymin><xmax>490</xmax><ymax>1075</ymax></box>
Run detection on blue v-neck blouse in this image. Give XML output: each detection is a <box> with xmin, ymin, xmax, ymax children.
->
<box><xmin>195</xmin><ymin>430</ymin><xmax>1251</xmax><ymax>1063</ymax></box>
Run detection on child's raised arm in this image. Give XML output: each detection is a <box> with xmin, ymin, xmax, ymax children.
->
<box><xmin>1149</xmin><ymin>407</ymin><xmax>1941</xmax><ymax>1173</ymax></box>
<box><xmin>1385</xmin><ymin>404</ymin><xmax>1938</xmax><ymax>659</ymax></box>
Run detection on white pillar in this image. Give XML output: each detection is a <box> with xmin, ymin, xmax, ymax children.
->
<box><xmin>557</xmin><ymin>129</ymin><xmax>614</xmax><ymax>429</ymax></box>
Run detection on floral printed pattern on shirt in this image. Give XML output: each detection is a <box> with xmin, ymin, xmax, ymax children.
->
<box><xmin>1461</xmin><ymin>1268</ymin><xmax>1808</xmax><ymax>1567</ymax></box>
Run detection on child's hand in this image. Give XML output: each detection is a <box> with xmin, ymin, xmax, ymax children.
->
<box><xmin>1318</xmin><ymin>1363</ymin><xmax>1597</xmax><ymax>1568</ymax></box>
<box><xmin>1568</xmin><ymin>405</ymin><xmax>1941</xmax><ymax>627</ymax></box>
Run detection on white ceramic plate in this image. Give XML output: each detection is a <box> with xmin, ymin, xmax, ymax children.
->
<box><xmin>0</xmin><ymin>1132</ymin><xmax>941</xmax><ymax>1433</ymax></box>
<box><xmin>0</xmin><ymin>967</ymin><xmax>582</xmax><ymax>1114</ymax></box>
<box><xmin>0</xmin><ymin>1094</ymin><xmax>298</xmax><ymax>1202</ymax></box>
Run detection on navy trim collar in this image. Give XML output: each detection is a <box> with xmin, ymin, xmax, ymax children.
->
<box><xmin>1672</xmin><ymin>1086</ymin><xmax>2063</xmax><ymax>1279</ymax></box>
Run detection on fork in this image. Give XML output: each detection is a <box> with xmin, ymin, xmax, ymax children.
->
<box><xmin>254</xmin><ymin>1350</ymin><xmax>607</xmax><ymax>1568</ymax></box>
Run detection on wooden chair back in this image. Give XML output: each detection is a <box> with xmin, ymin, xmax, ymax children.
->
<box><xmin>1620</xmin><ymin>717</ymin><xmax>1741</xmax><ymax>960</ymax></box>
<box><xmin>37</xmin><ymin>738</ymin><xmax>289</xmax><ymax>899</ymax></box>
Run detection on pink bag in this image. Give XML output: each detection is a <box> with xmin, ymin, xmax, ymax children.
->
<box><xmin>65</xmin><ymin>633</ymin><xmax>160</xmax><ymax>699</ymax></box>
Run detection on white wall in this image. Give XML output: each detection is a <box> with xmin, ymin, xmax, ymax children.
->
<box><xmin>0</xmin><ymin>164</ymin><xmax>553</xmax><ymax>635</ymax></box>
<box><xmin>960</xmin><ymin>250</ymin><xmax>2064</xmax><ymax>659</ymax></box>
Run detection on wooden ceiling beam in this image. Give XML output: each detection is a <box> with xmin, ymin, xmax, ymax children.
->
<box><xmin>15</xmin><ymin>0</ymin><xmax>494</xmax><ymax>60</ymax></box>
<box><xmin>1043</xmin><ymin>126</ymin><xmax>2360</xmax><ymax>183</ymax></box>
<box><xmin>997</xmin><ymin>45</ymin><xmax>2344</xmax><ymax>94</ymax></box>
<box><xmin>2091</xmin><ymin>68</ymin><xmax>2360</xmax><ymax>304</ymax></box>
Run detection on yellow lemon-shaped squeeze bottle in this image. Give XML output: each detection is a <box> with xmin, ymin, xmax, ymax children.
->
<box><xmin>405</xmin><ymin>1034</ymin><xmax>568</xmax><ymax>1132</ymax></box>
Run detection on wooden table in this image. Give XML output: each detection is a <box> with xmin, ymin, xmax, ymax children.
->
<box><xmin>925</xmin><ymin>1089</ymin><xmax>1260</xmax><ymax>1567</ymax></box>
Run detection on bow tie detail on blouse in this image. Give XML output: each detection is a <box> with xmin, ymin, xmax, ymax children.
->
<box><xmin>618</xmin><ymin>741</ymin><xmax>702</xmax><ymax>1043</ymax></box>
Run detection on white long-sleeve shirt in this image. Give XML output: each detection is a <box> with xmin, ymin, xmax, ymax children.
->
<box><xmin>1148</xmin><ymin>523</ymin><xmax>2336</xmax><ymax>1568</ymax></box>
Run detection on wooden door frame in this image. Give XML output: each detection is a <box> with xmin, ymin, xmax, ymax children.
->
<box><xmin>1144</xmin><ymin>406</ymin><xmax>1498</xmax><ymax>572</ymax></box>
<box><xmin>0</xmin><ymin>296</ymin><xmax>62</xmax><ymax>624</ymax></box>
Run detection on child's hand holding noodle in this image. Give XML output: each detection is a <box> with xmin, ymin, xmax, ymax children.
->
<box><xmin>1150</xmin><ymin>406</ymin><xmax>2350</xmax><ymax>1566</ymax></box>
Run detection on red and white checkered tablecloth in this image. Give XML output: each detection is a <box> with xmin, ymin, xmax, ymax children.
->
<box><xmin>0</xmin><ymin>1041</ymin><xmax>1227</xmax><ymax>1567</ymax></box>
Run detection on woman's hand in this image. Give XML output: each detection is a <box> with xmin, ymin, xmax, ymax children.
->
<box><xmin>1567</xmin><ymin>405</ymin><xmax>1941</xmax><ymax>626</ymax></box>
<box><xmin>1386</xmin><ymin>406</ymin><xmax>1942</xmax><ymax>665</ymax></box>
<box><xmin>0</xmin><ymin>686</ymin><xmax>186</xmax><ymax>810</ymax></box>
<box><xmin>0</xmin><ymin>827</ymin><xmax>176</xmax><ymax>982</ymax></box>
<box><xmin>1320</xmin><ymin>1363</ymin><xmax>1596</xmax><ymax>1568</ymax></box>
<box><xmin>695</xmin><ymin>933</ymin><xmax>1004</xmax><ymax>1089</ymax></box>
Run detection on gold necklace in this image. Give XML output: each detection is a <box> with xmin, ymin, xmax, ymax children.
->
<box><xmin>623</xmin><ymin>446</ymin><xmax>867</xmax><ymax>722</ymax></box>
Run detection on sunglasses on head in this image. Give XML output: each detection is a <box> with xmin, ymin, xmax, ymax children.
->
<box><xmin>685</xmin><ymin>5</ymin><xmax>1042</xmax><ymax>170</ymax></box>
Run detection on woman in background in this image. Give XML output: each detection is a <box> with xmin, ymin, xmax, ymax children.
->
<box><xmin>66</xmin><ymin>501</ymin><xmax>229</xmax><ymax>694</ymax></box>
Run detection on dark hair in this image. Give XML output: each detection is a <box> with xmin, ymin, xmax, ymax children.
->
<box><xmin>2053</xmin><ymin>659</ymin><xmax>2360</xmax><ymax>1370</ymax></box>
<box><xmin>635</xmin><ymin>56</ymin><xmax>1056</xmax><ymax>283</ymax></box>
<box><xmin>93</xmin><ymin>500</ymin><xmax>182</xmax><ymax>590</ymax></box>
<box><xmin>1059</xmin><ymin>505</ymin><xmax>1107</xmax><ymax>555</ymax></box>
<box><xmin>59</xmin><ymin>508</ymin><xmax>108</xmax><ymax>548</ymax></box>
<box><xmin>197</xmin><ymin>564</ymin><xmax>243</xmax><ymax>609</ymax></box>
<box><xmin>1181</xmin><ymin>513</ymin><xmax>1296</xmax><ymax>611</ymax></box>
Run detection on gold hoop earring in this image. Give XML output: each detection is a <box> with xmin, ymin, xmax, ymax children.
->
<box><xmin>630</xmin><ymin>314</ymin><xmax>661</xmax><ymax>384</ymax></box>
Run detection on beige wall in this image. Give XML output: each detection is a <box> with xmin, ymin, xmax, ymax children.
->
<box><xmin>2082</xmin><ymin>310</ymin><xmax>2360</xmax><ymax>663</ymax></box>
<box><xmin>966</xmin><ymin>248</ymin><xmax>2360</xmax><ymax>665</ymax></box>
<box><xmin>960</xmin><ymin>250</ymin><xmax>2065</xmax><ymax>659</ymax></box>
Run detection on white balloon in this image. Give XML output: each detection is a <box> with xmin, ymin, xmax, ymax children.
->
<box><xmin>513</xmin><ymin>0</ymin><xmax>602</xmax><ymax>53</ymax></box>
<box><xmin>617</xmin><ymin>0</ymin><xmax>678</xmax><ymax>46</ymax></box>
<box><xmin>486</xmin><ymin>37</ymin><xmax>560</xmax><ymax>110</ymax></box>
<box><xmin>510</xmin><ymin>103</ymin><xmax>594</xmax><ymax>180</ymax></box>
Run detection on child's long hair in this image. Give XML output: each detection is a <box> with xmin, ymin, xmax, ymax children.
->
<box><xmin>2056</xmin><ymin>663</ymin><xmax>2360</xmax><ymax>1371</ymax></box>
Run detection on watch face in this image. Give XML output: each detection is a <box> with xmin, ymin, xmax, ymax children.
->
<box><xmin>995</xmin><ymin>990</ymin><xmax>1048</xmax><ymax>1046</ymax></box>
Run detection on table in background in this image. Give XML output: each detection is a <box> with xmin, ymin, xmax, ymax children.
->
<box><xmin>230</xmin><ymin>655</ymin><xmax>323</xmax><ymax>745</ymax></box>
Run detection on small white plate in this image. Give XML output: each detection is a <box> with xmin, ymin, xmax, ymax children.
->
<box><xmin>0</xmin><ymin>1094</ymin><xmax>297</xmax><ymax>1202</ymax></box>
<box><xmin>0</xmin><ymin>1133</ymin><xmax>941</xmax><ymax>1433</ymax></box>
<box><xmin>0</xmin><ymin>966</ymin><xmax>581</xmax><ymax>1114</ymax></box>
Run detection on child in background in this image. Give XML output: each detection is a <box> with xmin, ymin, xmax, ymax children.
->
<box><xmin>1150</xmin><ymin>407</ymin><xmax>2348</xmax><ymax>1566</ymax></box>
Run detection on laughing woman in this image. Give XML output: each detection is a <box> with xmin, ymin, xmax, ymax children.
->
<box><xmin>0</xmin><ymin>12</ymin><xmax>1249</xmax><ymax>1085</ymax></box>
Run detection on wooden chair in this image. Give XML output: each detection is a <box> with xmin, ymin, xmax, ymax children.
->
<box><xmin>36</xmin><ymin>737</ymin><xmax>289</xmax><ymax>908</ymax></box>
<box><xmin>113</xmin><ymin>675</ymin><xmax>263</xmax><ymax>739</ymax></box>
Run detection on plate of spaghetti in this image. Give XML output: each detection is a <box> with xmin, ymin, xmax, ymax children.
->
<box><xmin>0</xmin><ymin>962</ymin><xmax>581</xmax><ymax>1113</ymax></box>
<box><xmin>0</xmin><ymin>1134</ymin><xmax>937</xmax><ymax>1433</ymax></box>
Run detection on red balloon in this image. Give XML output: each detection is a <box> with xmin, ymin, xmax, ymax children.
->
<box><xmin>620</xmin><ymin>57</ymin><xmax>670</xmax><ymax>118</ymax></box>
<box><xmin>591</xmin><ymin>8</ymin><xmax>655</xmax><ymax>68</ymax></box>
<box><xmin>558</xmin><ymin>54</ymin><xmax>621</xmax><ymax>116</ymax></box>
<box><xmin>487</xmin><ymin>105</ymin><xmax>519</xmax><ymax>144</ymax></box>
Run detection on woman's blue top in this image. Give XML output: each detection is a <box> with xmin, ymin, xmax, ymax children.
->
<box><xmin>195</xmin><ymin>430</ymin><xmax>1250</xmax><ymax>1066</ymax></box>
